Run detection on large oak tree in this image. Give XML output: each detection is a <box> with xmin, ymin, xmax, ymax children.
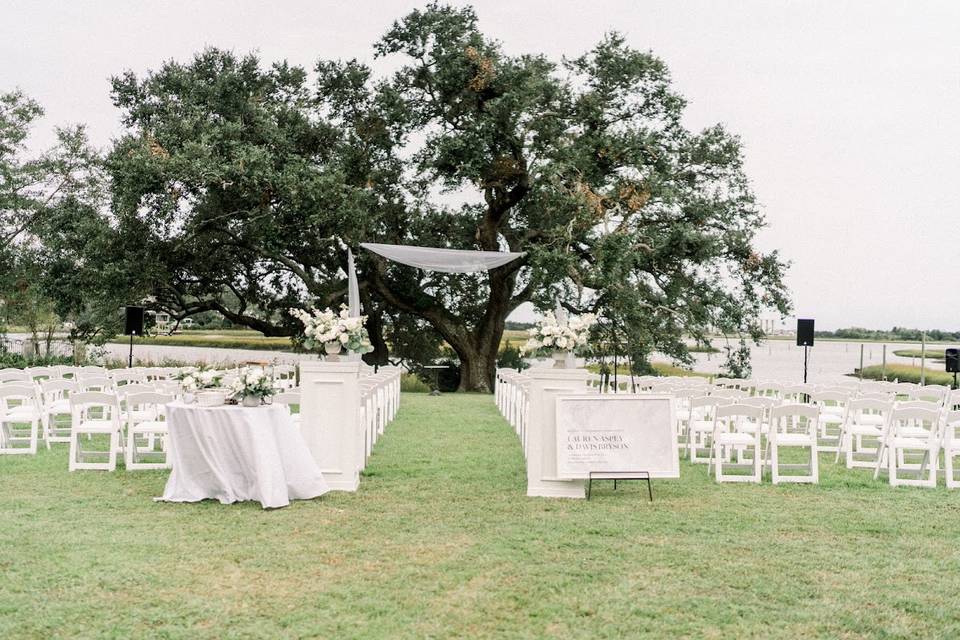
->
<box><xmin>105</xmin><ymin>3</ymin><xmax>789</xmax><ymax>391</ymax></box>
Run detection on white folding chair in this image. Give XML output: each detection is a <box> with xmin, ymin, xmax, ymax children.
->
<box><xmin>273</xmin><ymin>391</ymin><xmax>302</xmax><ymax>431</ymax></box>
<box><xmin>880</xmin><ymin>406</ymin><xmax>940</xmax><ymax>487</ymax></box>
<box><xmin>809</xmin><ymin>390</ymin><xmax>850</xmax><ymax>453</ymax></box>
<box><xmin>766</xmin><ymin>404</ymin><xmax>820</xmax><ymax>484</ymax></box>
<box><xmin>0</xmin><ymin>369</ymin><xmax>31</xmax><ymax>384</ymax></box>
<box><xmin>0</xmin><ymin>384</ymin><xmax>42</xmax><ymax>454</ymax></box>
<box><xmin>837</xmin><ymin>397</ymin><xmax>893</xmax><ymax>469</ymax></box>
<box><xmin>79</xmin><ymin>376</ymin><xmax>113</xmax><ymax>393</ymax></box>
<box><xmin>709</xmin><ymin>404</ymin><xmax>765</xmax><ymax>483</ymax></box>
<box><xmin>941</xmin><ymin>410</ymin><xmax>960</xmax><ymax>489</ymax></box>
<box><xmin>40</xmin><ymin>379</ymin><xmax>79</xmax><ymax>444</ymax></box>
<box><xmin>125</xmin><ymin>392</ymin><xmax>173</xmax><ymax>470</ymax></box>
<box><xmin>686</xmin><ymin>396</ymin><xmax>727</xmax><ymax>463</ymax></box>
<box><xmin>69</xmin><ymin>392</ymin><xmax>122</xmax><ymax>471</ymax></box>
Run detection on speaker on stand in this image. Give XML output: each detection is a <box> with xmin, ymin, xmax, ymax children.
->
<box><xmin>946</xmin><ymin>348</ymin><xmax>960</xmax><ymax>390</ymax></box>
<box><xmin>796</xmin><ymin>319</ymin><xmax>815</xmax><ymax>384</ymax></box>
<box><xmin>124</xmin><ymin>306</ymin><xmax>145</xmax><ymax>368</ymax></box>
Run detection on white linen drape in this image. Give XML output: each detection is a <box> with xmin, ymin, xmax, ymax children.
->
<box><xmin>347</xmin><ymin>248</ymin><xmax>361</xmax><ymax>317</ymax></box>
<box><xmin>157</xmin><ymin>403</ymin><xmax>329</xmax><ymax>509</ymax></box>
<box><xmin>360</xmin><ymin>242</ymin><xmax>525</xmax><ymax>273</ymax></box>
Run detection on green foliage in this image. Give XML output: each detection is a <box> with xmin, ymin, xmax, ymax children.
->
<box><xmin>826</xmin><ymin>327</ymin><xmax>960</xmax><ymax>342</ymax></box>
<box><xmin>720</xmin><ymin>338</ymin><xmax>753</xmax><ymax>378</ymax></box>
<box><xmin>496</xmin><ymin>340</ymin><xmax>528</xmax><ymax>371</ymax></box>
<box><xmin>858</xmin><ymin>364</ymin><xmax>955</xmax><ymax>386</ymax></box>
<box><xmin>892</xmin><ymin>349</ymin><xmax>946</xmax><ymax>360</ymax></box>
<box><xmin>95</xmin><ymin>4</ymin><xmax>787</xmax><ymax>391</ymax></box>
<box><xmin>0</xmin><ymin>350</ymin><xmax>72</xmax><ymax>369</ymax></box>
<box><xmin>399</xmin><ymin>372</ymin><xmax>431</xmax><ymax>393</ymax></box>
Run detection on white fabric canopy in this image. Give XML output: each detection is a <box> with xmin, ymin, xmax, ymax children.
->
<box><xmin>361</xmin><ymin>242</ymin><xmax>525</xmax><ymax>273</ymax></box>
<box><xmin>157</xmin><ymin>403</ymin><xmax>329</xmax><ymax>509</ymax></box>
<box><xmin>347</xmin><ymin>248</ymin><xmax>360</xmax><ymax>317</ymax></box>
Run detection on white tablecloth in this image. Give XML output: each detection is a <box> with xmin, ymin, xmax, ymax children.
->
<box><xmin>157</xmin><ymin>402</ymin><xmax>329</xmax><ymax>509</ymax></box>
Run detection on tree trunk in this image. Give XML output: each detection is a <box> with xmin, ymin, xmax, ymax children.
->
<box><xmin>455</xmin><ymin>341</ymin><xmax>499</xmax><ymax>393</ymax></box>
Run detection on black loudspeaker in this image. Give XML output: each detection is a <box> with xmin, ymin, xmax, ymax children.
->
<box><xmin>946</xmin><ymin>348</ymin><xmax>960</xmax><ymax>373</ymax></box>
<box><xmin>124</xmin><ymin>306</ymin><xmax>145</xmax><ymax>336</ymax></box>
<box><xmin>796</xmin><ymin>318</ymin><xmax>815</xmax><ymax>347</ymax></box>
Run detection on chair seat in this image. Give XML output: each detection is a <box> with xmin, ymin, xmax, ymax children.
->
<box><xmin>821</xmin><ymin>414</ymin><xmax>843</xmax><ymax>425</ymax></box>
<box><xmin>822</xmin><ymin>406</ymin><xmax>844</xmax><ymax>416</ymax></box>
<box><xmin>130</xmin><ymin>421</ymin><xmax>167</xmax><ymax>434</ymax></box>
<box><xmin>125</xmin><ymin>409</ymin><xmax>158</xmax><ymax>422</ymax></box>
<box><xmin>847</xmin><ymin>423</ymin><xmax>883</xmax><ymax>436</ymax></box>
<box><xmin>857</xmin><ymin>414</ymin><xmax>885</xmax><ymax>425</ymax></box>
<box><xmin>715</xmin><ymin>432</ymin><xmax>757</xmax><ymax>446</ymax></box>
<box><xmin>75</xmin><ymin>420</ymin><xmax>118</xmax><ymax>434</ymax></box>
<box><xmin>46</xmin><ymin>399</ymin><xmax>71</xmax><ymax>414</ymax></box>
<box><xmin>689</xmin><ymin>420</ymin><xmax>714</xmax><ymax>433</ymax></box>
<box><xmin>4</xmin><ymin>406</ymin><xmax>40</xmax><ymax>422</ymax></box>
<box><xmin>773</xmin><ymin>433</ymin><xmax>816</xmax><ymax>446</ymax></box>
<box><xmin>898</xmin><ymin>426</ymin><xmax>931</xmax><ymax>438</ymax></box>
<box><xmin>888</xmin><ymin>436</ymin><xmax>934</xmax><ymax>450</ymax></box>
<box><xmin>736</xmin><ymin>421</ymin><xmax>769</xmax><ymax>434</ymax></box>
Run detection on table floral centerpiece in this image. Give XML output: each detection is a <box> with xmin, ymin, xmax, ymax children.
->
<box><xmin>230</xmin><ymin>367</ymin><xmax>276</xmax><ymax>407</ymax></box>
<box><xmin>521</xmin><ymin>311</ymin><xmax>596</xmax><ymax>368</ymax></box>
<box><xmin>176</xmin><ymin>368</ymin><xmax>224</xmax><ymax>403</ymax></box>
<box><xmin>289</xmin><ymin>306</ymin><xmax>374</xmax><ymax>361</ymax></box>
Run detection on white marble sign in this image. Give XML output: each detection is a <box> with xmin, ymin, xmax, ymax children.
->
<box><xmin>555</xmin><ymin>394</ymin><xmax>678</xmax><ymax>479</ymax></box>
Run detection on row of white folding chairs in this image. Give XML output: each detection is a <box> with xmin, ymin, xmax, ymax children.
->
<box><xmin>684</xmin><ymin>392</ymin><xmax>960</xmax><ymax>487</ymax></box>
<box><xmin>715</xmin><ymin>377</ymin><xmax>956</xmax><ymax>404</ymax></box>
<box><xmin>495</xmin><ymin>370</ymin><xmax>531</xmax><ymax>455</ymax></box>
<box><xmin>0</xmin><ymin>381</ymin><xmax>179</xmax><ymax>470</ymax></box>
<box><xmin>359</xmin><ymin>367</ymin><xmax>403</xmax><ymax>461</ymax></box>
<box><xmin>831</xmin><ymin>398</ymin><xmax>960</xmax><ymax>488</ymax></box>
<box><xmin>66</xmin><ymin>389</ymin><xmax>177</xmax><ymax>471</ymax></box>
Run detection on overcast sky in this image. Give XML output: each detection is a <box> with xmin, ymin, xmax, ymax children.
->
<box><xmin>2</xmin><ymin>0</ymin><xmax>958</xmax><ymax>330</ymax></box>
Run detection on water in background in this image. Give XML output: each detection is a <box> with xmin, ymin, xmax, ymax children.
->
<box><xmin>683</xmin><ymin>339</ymin><xmax>945</xmax><ymax>384</ymax></box>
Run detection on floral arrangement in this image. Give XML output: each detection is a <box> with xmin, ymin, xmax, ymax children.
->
<box><xmin>289</xmin><ymin>306</ymin><xmax>373</xmax><ymax>354</ymax></box>
<box><xmin>176</xmin><ymin>368</ymin><xmax>223</xmax><ymax>392</ymax></box>
<box><xmin>521</xmin><ymin>311</ymin><xmax>596</xmax><ymax>355</ymax></box>
<box><xmin>229</xmin><ymin>367</ymin><xmax>276</xmax><ymax>401</ymax></box>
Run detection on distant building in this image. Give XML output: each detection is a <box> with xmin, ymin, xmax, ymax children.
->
<box><xmin>759</xmin><ymin>313</ymin><xmax>790</xmax><ymax>336</ymax></box>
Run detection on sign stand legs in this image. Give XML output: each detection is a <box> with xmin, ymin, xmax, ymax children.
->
<box><xmin>587</xmin><ymin>471</ymin><xmax>653</xmax><ymax>501</ymax></box>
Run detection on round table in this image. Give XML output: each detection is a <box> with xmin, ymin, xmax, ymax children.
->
<box><xmin>157</xmin><ymin>402</ymin><xmax>329</xmax><ymax>509</ymax></box>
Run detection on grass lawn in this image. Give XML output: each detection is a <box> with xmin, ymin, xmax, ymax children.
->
<box><xmin>859</xmin><ymin>363</ymin><xmax>955</xmax><ymax>386</ymax></box>
<box><xmin>893</xmin><ymin>349</ymin><xmax>947</xmax><ymax>360</ymax></box>
<box><xmin>4</xmin><ymin>394</ymin><xmax>960</xmax><ymax>638</ymax></box>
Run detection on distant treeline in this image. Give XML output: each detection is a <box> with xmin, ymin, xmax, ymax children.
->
<box><xmin>505</xmin><ymin>321</ymin><xmax>535</xmax><ymax>331</ymax></box>
<box><xmin>817</xmin><ymin>327</ymin><xmax>960</xmax><ymax>342</ymax></box>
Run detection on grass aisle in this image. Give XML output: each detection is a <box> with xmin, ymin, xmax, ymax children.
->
<box><xmin>3</xmin><ymin>394</ymin><xmax>960</xmax><ymax>638</ymax></box>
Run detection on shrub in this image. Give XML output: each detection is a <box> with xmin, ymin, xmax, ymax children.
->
<box><xmin>497</xmin><ymin>341</ymin><xmax>529</xmax><ymax>371</ymax></box>
<box><xmin>400</xmin><ymin>372</ymin><xmax>431</xmax><ymax>393</ymax></box>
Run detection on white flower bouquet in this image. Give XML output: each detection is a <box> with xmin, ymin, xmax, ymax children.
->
<box><xmin>176</xmin><ymin>368</ymin><xmax>224</xmax><ymax>392</ymax></box>
<box><xmin>230</xmin><ymin>367</ymin><xmax>276</xmax><ymax>405</ymax></box>
<box><xmin>289</xmin><ymin>305</ymin><xmax>373</xmax><ymax>355</ymax></box>
<box><xmin>521</xmin><ymin>311</ymin><xmax>596</xmax><ymax>355</ymax></box>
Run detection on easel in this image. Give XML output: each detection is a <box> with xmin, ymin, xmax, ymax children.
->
<box><xmin>586</xmin><ymin>471</ymin><xmax>653</xmax><ymax>501</ymax></box>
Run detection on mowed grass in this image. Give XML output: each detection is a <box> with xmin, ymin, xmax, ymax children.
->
<box><xmin>4</xmin><ymin>395</ymin><xmax>960</xmax><ymax>638</ymax></box>
<box><xmin>860</xmin><ymin>363</ymin><xmax>955</xmax><ymax>386</ymax></box>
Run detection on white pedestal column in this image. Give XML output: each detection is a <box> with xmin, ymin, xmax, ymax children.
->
<box><xmin>526</xmin><ymin>368</ymin><xmax>591</xmax><ymax>498</ymax></box>
<box><xmin>299</xmin><ymin>360</ymin><xmax>364</xmax><ymax>491</ymax></box>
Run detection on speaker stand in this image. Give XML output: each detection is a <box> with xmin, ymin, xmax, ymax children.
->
<box><xmin>128</xmin><ymin>334</ymin><xmax>134</xmax><ymax>368</ymax></box>
<box><xmin>803</xmin><ymin>345</ymin><xmax>809</xmax><ymax>384</ymax></box>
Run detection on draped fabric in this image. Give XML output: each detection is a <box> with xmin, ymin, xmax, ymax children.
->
<box><xmin>347</xmin><ymin>249</ymin><xmax>360</xmax><ymax>317</ymax></box>
<box><xmin>360</xmin><ymin>243</ymin><xmax>525</xmax><ymax>273</ymax></box>
<box><xmin>555</xmin><ymin>299</ymin><xmax>568</xmax><ymax>326</ymax></box>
